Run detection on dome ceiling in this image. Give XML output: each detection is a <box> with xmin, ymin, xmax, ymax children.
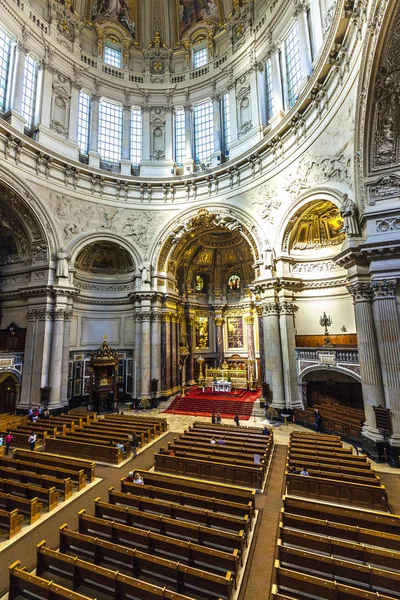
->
<box><xmin>75</xmin><ymin>242</ymin><xmax>135</xmax><ymax>275</ymax></box>
<box><xmin>286</xmin><ymin>201</ymin><xmax>345</xmax><ymax>252</ymax></box>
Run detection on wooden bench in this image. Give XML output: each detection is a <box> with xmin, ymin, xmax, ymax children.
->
<box><xmin>277</xmin><ymin>542</ymin><xmax>400</xmax><ymax>596</ymax></box>
<box><xmin>167</xmin><ymin>447</ymin><xmax>268</xmax><ymax>476</ymax></box>
<box><xmin>189</xmin><ymin>425</ymin><xmax>268</xmax><ymax>442</ymax></box>
<box><xmin>9</xmin><ymin>562</ymin><xmax>94</xmax><ymax>600</ymax></box>
<box><xmin>290</xmin><ymin>432</ymin><xmax>343</xmax><ymax>443</ymax></box>
<box><xmin>154</xmin><ymin>452</ymin><xmax>264</xmax><ymax>489</ymax></box>
<box><xmin>0</xmin><ymin>466</ymin><xmax>73</xmax><ymax>500</ymax></box>
<box><xmin>288</xmin><ymin>451</ymin><xmax>372</xmax><ymax>470</ymax></box>
<box><xmin>53</xmin><ymin>430</ymin><xmax>133</xmax><ymax>455</ymax></box>
<box><xmin>137</xmin><ymin>470</ymin><xmax>256</xmax><ymax>508</ymax></box>
<box><xmin>0</xmin><ymin>431</ymin><xmax>44</xmax><ymax>450</ymax></box>
<box><xmin>283</xmin><ymin>496</ymin><xmax>400</xmax><ymax>533</ymax></box>
<box><xmin>36</xmin><ymin>541</ymin><xmax>230</xmax><ymax>600</ymax></box>
<box><xmin>44</xmin><ymin>437</ymin><xmax>124</xmax><ymax>464</ymax></box>
<box><xmin>78</xmin><ymin>510</ymin><xmax>240</xmax><ymax>581</ymax></box>
<box><xmin>287</xmin><ymin>457</ymin><xmax>376</xmax><ymax>476</ymax></box>
<box><xmin>0</xmin><ymin>491</ymin><xmax>42</xmax><ymax>524</ymax></box>
<box><xmin>104</xmin><ymin>414</ymin><xmax>168</xmax><ymax>434</ymax></box>
<box><xmin>79</xmin><ymin>423</ymin><xmax>145</xmax><ymax>447</ymax></box>
<box><xmin>0</xmin><ymin>507</ymin><xmax>23</xmax><ymax>538</ymax></box>
<box><xmin>271</xmin><ymin>563</ymin><xmax>398</xmax><ymax>600</ymax></box>
<box><xmin>108</xmin><ymin>487</ymin><xmax>250</xmax><ymax>536</ymax></box>
<box><xmin>286</xmin><ymin>467</ymin><xmax>381</xmax><ymax>487</ymax></box>
<box><xmin>286</xmin><ymin>472</ymin><xmax>389</xmax><ymax>511</ymax></box>
<box><xmin>14</xmin><ymin>449</ymin><xmax>95</xmax><ymax>482</ymax></box>
<box><xmin>279</xmin><ymin>524</ymin><xmax>400</xmax><ymax>572</ymax></box>
<box><xmin>94</xmin><ymin>499</ymin><xmax>246</xmax><ymax>555</ymax></box>
<box><xmin>0</xmin><ymin>478</ymin><xmax>59</xmax><ymax>511</ymax></box>
<box><xmin>172</xmin><ymin>436</ymin><xmax>270</xmax><ymax>454</ymax></box>
<box><xmin>120</xmin><ymin>478</ymin><xmax>254</xmax><ymax>522</ymax></box>
<box><xmin>58</xmin><ymin>526</ymin><xmax>234</xmax><ymax>599</ymax></box>
<box><xmin>1</xmin><ymin>457</ymin><xmax>87</xmax><ymax>491</ymax></box>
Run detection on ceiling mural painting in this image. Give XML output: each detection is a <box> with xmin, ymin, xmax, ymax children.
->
<box><xmin>89</xmin><ymin>0</ymin><xmax>139</xmax><ymax>40</ymax></box>
<box><xmin>176</xmin><ymin>0</ymin><xmax>223</xmax><ymax>40</ymax></box>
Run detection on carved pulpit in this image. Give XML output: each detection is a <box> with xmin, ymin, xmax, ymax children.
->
<box><xmin>89</xmin><ymin>337</ymin><xmax>118</xmax><ymax>413</ymax></box>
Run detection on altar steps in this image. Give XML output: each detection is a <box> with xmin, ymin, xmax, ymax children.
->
<box><xmin>163</xmin><ymin>387</ymin><xmax>261</xmax><ymax>420</ymax></box>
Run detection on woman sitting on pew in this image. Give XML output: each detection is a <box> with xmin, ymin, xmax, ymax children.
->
<box><xmin>288</xmin><ymin>465</ymin><xmax>300</xmax><ymax>474</ymax></box>
<box><xmin>133</xmin><ymin>471</ymin><xmax>144</xmax><ymax>484</ymax></box>
<box><xmin>126</xmin><ymin>471</ymin><xmax>134</xmax><ymax>482</ymax></box>
<box><xmin>300</xmin><ymin>467</ymin><xmax>310</xmax><ymax>476</ymax></box>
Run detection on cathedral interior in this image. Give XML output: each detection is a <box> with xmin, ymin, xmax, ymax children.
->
<box><xmin>0</xmin><ymin>0</ymin><xmax>399</xmax><ymax>469</ymax></box>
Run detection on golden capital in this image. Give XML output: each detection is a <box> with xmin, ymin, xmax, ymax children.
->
<box><xmin>245</xmin><ymin>316</ymin><xmax>254</xmax><ymax>325</ymax></box>
<box><xmin>214</xmin><ymin>317</ymin><xmax>225</xmax><ymax>326</ymax></box>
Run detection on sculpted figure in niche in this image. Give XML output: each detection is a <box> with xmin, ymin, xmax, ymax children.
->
<box><xmin>139</xmin><ymin>260</ymin><xmax>151</xmax><ymax>283</ymax></box>
<box><xmin>340</xmin><ymin>194</ymin><xmax>360</xmax><ymax>237</ymax></box>
<box><xmin>263</xmin><ymin>240</ymin><xmax>275</xmax><ymax>270</ymax></box>
<box><xmin>56</xmin><ymin>248</ymin><xmax>71</xmax><ymax>278</ymax></box>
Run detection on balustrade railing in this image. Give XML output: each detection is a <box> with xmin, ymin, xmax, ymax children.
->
<box><xmin>296</xmin><ymin>348</ymin><xmax>359</xmax><ymax>363</ymax></box>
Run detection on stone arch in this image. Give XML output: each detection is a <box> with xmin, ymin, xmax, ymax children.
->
<box><xmin>0</xmin><ymin>369</ymin><xmax>21</xmax><ymax>383</ymax></box>
<box><xmin>299</xmin><ymin>364</ymin><xmax>361</xmax><ymax>384</ymax></box>
<box><xmin>154</xmin><ymin>206</ymin><xmax>262</xmax><ymax>277</ymax></box>
<box><xmin>276</xmin><ymin>187</ymin><xmax>348</xmax><ymax>255</ymax></box>
<box><xmin>0</xmin><ymin>167</ymin><xmax>57</xmax><ymax>264</ymax></box>
<box><xmin>66</xmin><ymin>232</ymin><xmax>141</xmax><ymax>271</ymax></box>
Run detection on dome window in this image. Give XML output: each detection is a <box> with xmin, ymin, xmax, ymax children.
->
<box><xmin>104</xmin><ymin>44</ymin><xmax>122</xmax><ymax>69</ymax></box>
<box><xmin>193</xmin><ymin>46</ymin><xmax>208</xmax><ymax>69</ymax></box>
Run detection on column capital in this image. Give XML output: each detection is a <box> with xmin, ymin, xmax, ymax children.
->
<box><xmin>245</xmin><ymin>316</ymin><xmax>254</xmax><ymax>325</ymax></box>
<box><xmin>371</xmin><ymin>279</ymin><xmax>397</xmax><ymax>299</ymax></box>
<box><xmin>91</xmin><ymin>93</ymin><xmax>101</xmax><ymax>103</ymax></box>
<box><xmin>294</xmin><ymin>0</ymin><xmax>309</xmax><ymax>16</ymax></box>
<box><xmin>183</xmin><ymin>103</ymin><xmax>193</xmax><ymax>112</ymax></box>
<box><xmin>262</xmin><ymin>302</ymin><xmax>280</xmax><ymax>316</ymax></box>
<box><xmin>214</xmin><ymin>317</ymin><xmax>225</xmax><ymax>326</ymax></box>
<box><xmin>348</xmin><ymin>282</ymin><xmax>374</xmax><ymax>301</ymax></box>
<box><xmin>280</xmin><ymin>301</ymin><xmax>297</xmax><ymax>315</ymax></box>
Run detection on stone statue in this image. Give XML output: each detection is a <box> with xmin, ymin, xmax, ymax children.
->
<box><xmin>264</xmin><ymin>240</ymin><xmax>275</xmax><ymax>270</ymax></box>
<box><xmin>340</xmin><ymin>194</ymin><xmax>360</xmax><ymax>237</ymax></box>
<box><xmin>139</xmin><ymin>261</ymin><xmax>151</xmax><ymax>284</ymax></box>
<box><xmin>56</xmin><ymin>248</ymin><xmax>71</xmax><ymax>278</ymax></box>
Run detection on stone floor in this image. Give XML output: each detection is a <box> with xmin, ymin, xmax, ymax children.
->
<box><xmin>120</xmin><ymin>398</ymin><xmax>400</xmax><ymax>474</ymax></box>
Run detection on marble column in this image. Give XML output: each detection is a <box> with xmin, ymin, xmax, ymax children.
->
<box><xmin>227</xmin><ymin>84</ymin><xmax>238</xmax><ymax>144</ymax></box>
<box><xmin>348</xmin><ymin>283</ymin><xmax>385</xmax><ymax>443</ymax></box>
<box><xmin>164</xmin><ymin>107</ymin><xmax>174</xmax><ymax>161</ymax></box>
<box><xmin>121</xmin><ymin>103</ymin><xmax>131</xmax><ymax>174</ymax></box>
<box><xmin>161</xmin><ymin>316</ymin><xmax>167</xmax><ymax>392</ymax></box>
<box><xmin>211</xmin><ymin>94</ymin><xmax>222</xmax><ymax>166</ymax></box>
<box><xmin>151</xmin><ymin>312</ymin><xmax>162</xmax><ymax>394</ymax></box>
<box><xmin>60</xmin><ymin>309</ymin><xmax>72</xmax><ymax>407</ymax></box>
<box><xmin>246</xmin><ymin>314</ymin><xmax>256</xmax><ymax>385</ymax></box>
<box><xmin>142</xmin><ymin>106</ymin><xmax>151</xmax><ymax>161</ymax></box>
<box><xmin>214</xmin><ymin>317</ymin><xmax>225</xmax><ymax>366</ymax></box>
<box><xmin>32</xmin><ymin>308</ymin><xmax>53</xmax><ymax>406</ymax></box>
<box><xmin>163</xmin><ymin>313</ymin><xmax>172</xmax><ymax>392</ymax></box>
<box><xmin>256</xmin><ymin>308</ymin><xmax>266</xmax><ymax>385</ymax></box>
<box><xmin>183</xmin><ymin>103</ymin><xmax>194</xmax><ymax>173</ymax></box>
<box><xmin>171</xmin><ymin>315</ymin><xmax>177</xmax><ymax>391</ymax></box>
<box><xmin>134</xmin><ymin>310</ymin><xmax>142</xmax><ymax>399</ymax></box>
<box><xmin>187</xmin><ymin>315</ymin><xmax>196</xmax><ymax>385</ymax></box>
<box><xmin>263</xmin><ymin>303</ymin><xmax>285</xmax><ymax>408</ymax></box>
<box><xmin>295</xmin><ymin>3</ymin><xmax>313</xmax><ymax>81</ymax></box>
<box><xmin>269</xmin><ymin>45</ymin><xmax>285</xmax><ymax>126</ymax></box>
<box><xmin>309</xmin><ymin>0</ymin><xmax>324</xmax><ymax>55</ymax></box>
<box><xmin>9</xmin><ymin>41</ymin><xmax>27</xmax><ymax>132</ymax></box>
<box><xmin>249</xmin><ymin>65</ymin><xmax>267</xmax><ymax>132</ymax></box>
<box><xmin>279</xmin><ymin>301</ymin><xmax>301</xmax><ymax>408</ymax></box>
<box><xmin>372</xmin><ymin>280</ymin><xmax>400</xmax><ymax>455</ymax></box>
<box><xmin>140</xmin><ymin>311</ymin><xmax>151</xmax><ymax>397</ymax></box>
<box><xmin>37</xmin><ymin>63</ymin><xmax>53</xmax><ymax>129</ymax></box>
<box><xmin>48</xmin><ymin>308</ymin><xmax>66</xmax><ymax>409</ymax></box>
<box><xmin>88</xmin><ymin>93</ymin><xmax>100</xmax><ymax>167</ymax></box>
<box><xmin>68</xmin><ymin>84</ymin><xmax>80</xmax><ymax>144</ymax></box>
<box><xmin>19</xmin><ymin>308</ymin><xmax>37</xmax><ymax>408</ymax></box>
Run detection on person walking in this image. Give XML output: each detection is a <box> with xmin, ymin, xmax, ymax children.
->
<box><xmin>234</xmin><ymin>413</ymin><xmax>240</xmax><ymax>426</ymax></box>
<box><xmin>211</xmin><ymin>413</ymin><xmax>216</xmax><ymax>424</ymax></box>
<box><xmin>131</xmin><ymin>433</ymin><xmax>139</xmax><ymax>458</ymax></box>
<box><xmin>5</xmin><ymin>431</ymin><xmax>13</xmax><ymax>455</ymax></box>
<box><xmin>314</xmin><ymin>408</ymin><xmax>322</xmax><ymax>433</ymax></box>
<box><xmin>28</xmin><ymin>431</ymin><xmax>37</xmax><ymax>451</ymax></box>
<box><xmin>216</xmin><ymin>412</ymin><xmax>221</xmax><ymax>424</ymax></box>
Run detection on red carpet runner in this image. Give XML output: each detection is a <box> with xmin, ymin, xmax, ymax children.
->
<box><xmin>163</xmin><ymin>386</ymin><xmax>261</xmax><ymax>420</ymax></box>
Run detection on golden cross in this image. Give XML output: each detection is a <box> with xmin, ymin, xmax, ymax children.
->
<box><xmin>103</xmin><ymin>334</ymin><xmax>108</xmax><ymax>341</ymax></box>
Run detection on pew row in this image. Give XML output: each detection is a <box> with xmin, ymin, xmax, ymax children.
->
<box><xmin>14</xmin><ymin>450</ymin><xmax>95</xmax><ymax>482</ymax></box>
<box><xmin>0</xmin><ymin>491</ymin><xmax>42</xmax><ymax>524</ymax></box>
<box><xmin>0</xmin><ymin>457</ymin><xmax>87</xmax><ymax>491</ymax></box>
<box><xmin>44</xmin><ymin>437</ymin><xmax>124</xmax><ymax>464</ymax></box>
<box><xmin>0</xmin><ymin>479</ymin><xmax>58</xmax><ymax>511</ymax></box>
<box><xmin>0</xmin><ymin>507</ymin><xmax>23</xmax><ymax>538</ymax></box>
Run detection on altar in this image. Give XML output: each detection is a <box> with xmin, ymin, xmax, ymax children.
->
<box><xmin>212</xmin><ymin>380</ymin><xmax>232</xmax><ymax>393</ymax></box>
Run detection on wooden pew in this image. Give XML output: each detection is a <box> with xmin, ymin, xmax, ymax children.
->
<box><xmin>167</xmin><ymin>447</ymin><xmax>267</xmax><ymax>476</ymax></box>
<box><xmin>279</xmin><ymin>524</ymin><xmax>400</xmax><ymax>571</ymax></box>
<box><xmin>286</xmin><ymin>472</ymin><xmax>389</xmax><ymax>512</ymax></box>
<box><xmin>0</xmin><ymin>507</ymin><xmax>23</xmax><ymax>538</ymax></box>
<box><xmin>172</xmin><ymin>436</ymin><xmax>270</xmax><ymax>454</ymax></box>
<box><xmin>53</xmin><ymin>431</ymin><xmax>133</xmax><ymax>456</ymax></box>
<box><xmin>9</xmin><ymin>562</ymin><xmax>94</xmax><ymax>600</ymax></box>
<box><xmin>0</xmin><ymin>431</ymin><xmax>44</xmax><ymax>450</ymax></box>
<box><xmin>120</xmin><ymin>478</ymin><xmax>254</xmax><ymax>522</ymax></box>
<box><xmin>58</xmin><ymin>526</ymin><xmax>234</xmax><ymax>599</ymax></box>
<box><xmin>287</xmin><ymin>458</ymin><xmax>376</xmax><ymax>477</ymax></box>
<box><xmin>0</xmin><ymin>457</ymin><xmax>87</xmax><ymax>491</ymax></box>
<box><xmin>94</xmin><ymin>499</ymin><xmax>246</xmax><ymax>555</ymax></box>
<box><xmin>288</xmin><ymin>451</ymin><xmax>372</xmax><ymax>470</ymax></box>
<box><xmin>189</xmin><ymin>425</ymin><xmax>268</xmax><ymax>442</ymax></box>
<box><xmin>44</xmin><ymin>437</ymin><xmax>124</xmax><ymax>464</ymax></box>
<box><xmin>36</xmin><ymin>542</ymin><xmax>229</xmax><ymax>600</ymax></box>
<box><xmin>285</xmin><ymin>467</ymin><xmax>381</xmax><ymax>487</ymax></box>
<box><xmin>137</xmin><ymin>470</ymin><xmax>256</xmax><ymax>508</ymax></box>
<box><xmin>0</xmin><ymin>491</ymin><xmax>42</xmax><ymax>524</ymax></box>
<box><xmin>0</xmin><ymin>466</ymin><xmax>72</xmax><ymax>500</ymax></box>
<box><xmin>272</xmin><ymin>563</ymin><xmax>398</xmax><ymax>600</ymax></box>
<box><xmin>154</xmin><ymin>452</ymin><xmax>264</xmax><ymax>489</ymax></box>
<box><xmin>78</xmin><ymin>510</ymin><xmax>240</xmax><ymax>581</ymax></box>
<box><xmin>108</xmin><ymin>487</ymin><xmax>250</xmax><ymax>535</ymax></box>
<box><xmin>277</xmin><ymin>543</ymin><xmax>400</xmax><ymax>596</ymax></box>
<box><xmin>79</xmin><ymin>423</ymin><xmax>145</xmax><ymax>447</ymax></box>
<box><xmin>0</xmin><ymin>478</ymin><xmax>58</xmax><ymax>511</ymax></box>
<box><xmin>290</xmin><ymin>432</ymin><xmax>342</xmax><ymax>443</ymax></box>
<box><xmin>104</xmin><ymin>414</ymin><xmax>168</xmax><ymax>434</ymax></box>
<box><xmin>283</xmin><ymin>496</ymin><xmax>400</xmax><ymax>533</ymax></box>
<box><xmin>14</xmin><ymin>449</ymin><xmax>95</xmax><ymax>482</ymax></box>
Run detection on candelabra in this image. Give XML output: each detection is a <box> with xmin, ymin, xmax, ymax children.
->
<box><xmin>196</xmin><ymin>355</ymin><xmax>205</xmax><ymax>386</ymax></box>
<box><xmin>320</xmin><ymin>312</ymin><xmax>333</xmax><ymax>347</ymax></box>
<box><xmin>179</xmin><ymin>345</ymin><xmax>190</xmax><ymax>397</ymax></box>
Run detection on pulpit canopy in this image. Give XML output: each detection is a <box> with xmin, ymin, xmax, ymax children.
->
<box><xmin>90</xmin><ymin>337</ymin><xmax>119</xmax><ymax>368</ymax></box>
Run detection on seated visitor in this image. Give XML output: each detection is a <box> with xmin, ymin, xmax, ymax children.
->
<box><xmin>133</xmin><ymin>471</ymin><xmax>144</xmax><ymax>484</ymax></box>
<box><xmin>300</xmin><ymin>467</ymin><xmax>310</xmax><ymax>476</ymax></box>
<box><xmin>116</xmin><ymin>441</ymin><xmax>125</xmax><ymax>453</ymax></box>
<box><xmin>158</xmin><ymin>446</ymin><xmax>167</xmax><ymax>454</ymax></box>
<box><xmin>169</xmin><ymin>449</ymin><xmax>175</xmax><ymax>456</ymax></box>
<box><xmin>262</xmin><ymin>426</ymin><xmax>271</xmax><ymax>436</ymax></box>
<box><xmin>126</xmin><ymin>471</ymin><xmax>134</xmax><ymax>482</ymax></box>
<box><xmin>288</xmin><ymin>465</ymin><xmax>300</xmax><ymax>474</ymax></box>
<box><xmin>217</xmin><ymin>436</ymin><xmax>226</xmax><ymax>444</ymax></box>
<box><xmin>210</xmin><ymin>437</ymin><xmax>216</xmax><ymax>444</ymax></box>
